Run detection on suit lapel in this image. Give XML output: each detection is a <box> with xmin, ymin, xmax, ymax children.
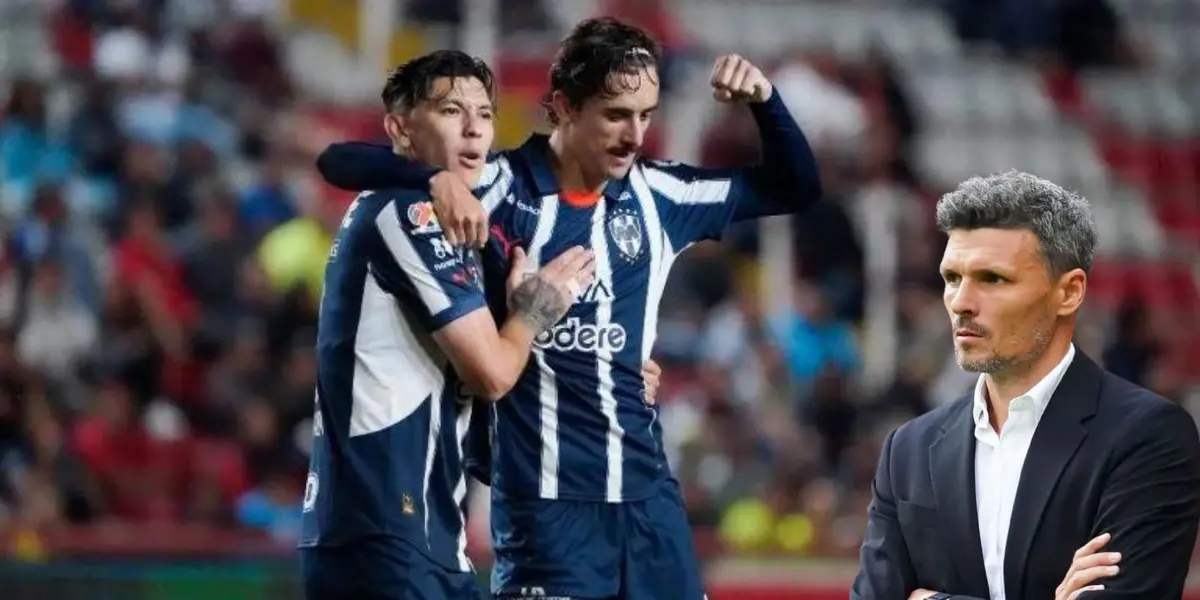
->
<box><xmin>1003</xmin><ymin>353</ymin><xmax>1101</xmax><ymax>598</ymax></box>
<box><xmin>930</xmin><ymin>402</ymin><xmax>990</xmax><ymax>597</ymax></box>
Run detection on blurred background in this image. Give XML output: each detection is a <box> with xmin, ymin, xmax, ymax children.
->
<box><xmin>0</xmin><ymin>0</ymin><xmax>1197</xmax><ymax>598</ymax></box>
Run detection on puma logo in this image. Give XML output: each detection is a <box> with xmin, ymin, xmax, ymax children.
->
<box><xmin>490</xmin><ymin>224</ymin><xmax>522</xmax><ymax>258</ymax></box>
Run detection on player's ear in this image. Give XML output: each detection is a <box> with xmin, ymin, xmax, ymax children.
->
<box><xmin>383</xmin><ymin>112</ymin><xmax>412</xmax><ymax>153</ymax></box>
<box><xmin>549</xmin><ymin>90</ymin><xmax>576</xmax><ymax>124</ymax></box>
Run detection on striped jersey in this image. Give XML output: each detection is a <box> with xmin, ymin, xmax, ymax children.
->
<box><xmin>298</xmin><ymin>173</ymin><xmax>506</xmax><ymax>571</ymax></box>
<box><xmin>474</xmin><ymin>135</ymin><xmax>745</xmax><ymax>503</ymax></box>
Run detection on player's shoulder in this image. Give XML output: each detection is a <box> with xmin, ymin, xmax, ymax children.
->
<box><xmin>358</xmin><ymin>186</ymin><xmax>429</xmax><ymax>205</ymax></box>
<box><xmin>636</xmin><ymin>157</ymin><xmax>729</xmax><ymax>187</ymax></box>
<box><xmin>343</xmin><ymin>187</ymin><xmax>439</xmax><ymax>235</ymax></box>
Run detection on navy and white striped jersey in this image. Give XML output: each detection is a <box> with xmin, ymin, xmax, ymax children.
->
<box><xmin>298</xmin><ymin>176</ymin><xmax>504</xmax><ymax>571</ymax></box>
<box><xmin>469</xmin><ymin>135</ymin><xmax>752</xmax><ymax>503</ymax></box>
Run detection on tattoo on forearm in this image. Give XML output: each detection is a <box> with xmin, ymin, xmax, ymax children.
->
<box><xmin>510</xmin><ymin>276</ymin><xmax>567</xmax><ymax>333</ymax></box>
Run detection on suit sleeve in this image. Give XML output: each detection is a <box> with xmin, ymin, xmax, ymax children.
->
<box><xmin>852</xmin><ymin>430</ymin><xmax>987</xmax><ymax>600</ymax></box>
<box><xmin>1089</xmin><ymin>397</ymin><xmax>1200</xmax><ymax>599</ymax></box>
<box><xmin>370</xmin><ymin>194</ymin><xmax>486</xmax><ymax>332</ymax></box>
<box><xmin>852</xmin><ymin>428</ymin><xmax>919</xmax><ymax>600</ymax></box>
<box><xmin>317</xmin><ymin>142</ymin><xmax>442</xmax><ymax>192</ymax></box>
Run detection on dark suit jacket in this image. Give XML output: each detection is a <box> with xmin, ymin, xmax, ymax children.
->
<box><xmin>851</xmin><ymin>352</ymin><xmax>1200</xmax><ymax>599</ymax></box>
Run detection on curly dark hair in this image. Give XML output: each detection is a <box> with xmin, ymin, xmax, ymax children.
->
<box><xmin>541</xmin><ymin>17</ymin><xmax>662</xmax><ymax>124</ymax></box>
<box><xmin>381</xmin><ymin>50</ymin><xmax>496</xmax><ymax>114</ymax></box>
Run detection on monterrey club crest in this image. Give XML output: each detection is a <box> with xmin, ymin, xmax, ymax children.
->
<box><xmin>607</xmin><ymin>208</ymin><xmax>644</xmax><ymax>262</ymax></box>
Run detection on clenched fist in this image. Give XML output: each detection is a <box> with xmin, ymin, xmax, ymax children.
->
<box><xmin>710</xmin><ymin>54</ymin><xmax>773</xmax><ymax>104</ymax></box>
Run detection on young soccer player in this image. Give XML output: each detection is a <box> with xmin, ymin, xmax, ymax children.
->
<box><xmin>298</xmin><ymin>50</ymin><xmax>595</xmax><ymax>600</ymax></box>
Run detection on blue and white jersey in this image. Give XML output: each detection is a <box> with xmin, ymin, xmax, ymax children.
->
<box><xmin>298</xmin><ymin>175</ymin><xmax>505</xmax><ymax>571</ymax></box>
<box><xmin>472</xmin><ymin>135</ymin><xmax>749</xmax><ymax>503</ymax></box>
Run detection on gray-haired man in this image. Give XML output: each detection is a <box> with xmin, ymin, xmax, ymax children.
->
<box><xmin>852</xmin><ymin>171</ymin><xmax>1200</xmax><ymax>600</ymax></box>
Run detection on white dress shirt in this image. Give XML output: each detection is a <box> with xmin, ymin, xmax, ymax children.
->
<box><xmin>973</xmin><ymin>344</ymin><xmax>1076</xmax><ymax>600</ymax></box>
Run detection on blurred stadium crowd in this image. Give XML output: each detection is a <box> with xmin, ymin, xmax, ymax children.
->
<box><xmin>0</xmin><ymin>0</ymin><xmax>1197</xmax><ymax>566</ymax></box>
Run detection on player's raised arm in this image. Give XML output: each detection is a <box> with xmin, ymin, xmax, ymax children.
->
<box><xmin>710</xmin><ymin>54</ymin><xmax>822</xmax><ymax>219</ymax></box>
<box><xmin>642</xmin><ymin>54</ymin><xmax>821</xmax><ymax>248</ymax></box>
<box><xmin>373</xmin><ymin>192</ymin><xmax>593</xmax><ymax>400</ymax></box>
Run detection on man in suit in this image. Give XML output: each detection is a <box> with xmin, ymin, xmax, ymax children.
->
<box><xmin>851</xmin><ymin>171</ymin><xmax>1200</xmax><ymax>600</ymax></box>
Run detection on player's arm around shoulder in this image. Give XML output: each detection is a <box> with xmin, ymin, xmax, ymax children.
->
<box><xmin>317</xmin><ymin>141</ymin><xmax>442</xmax><ymax>193</ymax></box>
<box><xmin>317</xmin><ymin>142</ymin><xmax>511</xmax><ymax>249</ymax></box>
<box><xmin>434</xmin><ymin>246</ymin><xmax>595</xmax><ymax>401</ymax></box>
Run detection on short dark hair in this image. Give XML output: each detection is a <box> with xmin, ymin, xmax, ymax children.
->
<box><xmin>381</xmin><ymin>50</ymin><xmax>496</xmax><ymax>114</ymax></box>
<box><xmin>542</xmin><ymin>17</ymin><xmax>662</xmax><ymax>124</ymax></box>
<box><xmin>935</xmin><ymin>170</ymin><xmax>1098</xmax><ymax>276</ymax></box>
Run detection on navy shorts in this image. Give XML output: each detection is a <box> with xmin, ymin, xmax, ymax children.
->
<box><xmin>490</xmin><ymin>481</ymin><xmax>705</xmax><ymax>600</ymax></box>
<box><xmin>301</xmin><ymin>537</ymin><xmax>483</xmax><ymax>600</ymax></box>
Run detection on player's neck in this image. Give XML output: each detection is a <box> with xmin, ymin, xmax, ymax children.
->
<box><xmin>548</xmin><ymin>129</ymin><xmax>606</xmax><ymax>194</ymax></box>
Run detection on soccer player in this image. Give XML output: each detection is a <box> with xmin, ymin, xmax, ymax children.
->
<box><xmin>316</xmin><ymin>18</ymin><xmax>822</xmax><ymax>600</ymax></box>
<box><xmin>298</xmin><ymin>50</ymin><xmax>597</xmax><ymax>600</ymax></box>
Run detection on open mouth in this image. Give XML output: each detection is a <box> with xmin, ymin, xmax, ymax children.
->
<box><xmin>458</xmin><ymin>151</ymin><xmax>483</xmax><ymax>168</ymax></box>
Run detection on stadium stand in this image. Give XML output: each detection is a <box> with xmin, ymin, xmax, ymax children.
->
<box><xmin>0</xmin><ymin>0</ymin><xmax>1196</xmax><ymax>598</ymax></box>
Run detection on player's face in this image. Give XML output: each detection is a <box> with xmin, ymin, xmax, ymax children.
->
<box><xmin>386</xmin><ymin>76</ymin><xmax>494</xmax><ymax>186</ymax></box>
<box><xmin>560</xmin><ymin>67</ymin><xmax>660</xmax><ymax>182</ymax></box>
<box><xmin>940</xmin><ymin>228</ymin><xmax>1070</xmax><ymax>375</ymax></box>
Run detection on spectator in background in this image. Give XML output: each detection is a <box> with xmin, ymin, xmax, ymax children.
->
<box><xmin>1</xmin><ymin>78</ymin><xmax>74</xmax><ymax>218</ymax></box>
<box><xmin>71</xmin><ymin>379</ymin><xmax>185</xmax><ymax>521</ymax></box>
<box><xmin>238</xmin><ymin>147</ymin><xmax>298</xmax><ymax>236</ymax></box>
<box><xmin>0</xmin><ymin>255</ymin><xmax>97</xmax><ymax>397</ymax></box>
<box><xmin>1102</xmin><ymin>298</ymin><xmax>1159</xmax><ymax>388</ymax></box>
<box><xmin>255</xmin><ymin>197</ymin><xmax>335</xmax><ymax>305</ymax></box>
<box><xmin>768</xmin><ymin>280</ymin><xmax>859</xmax><ymax>399</ymax></box>
<box><xmin>10</xmin><ymin>183</ymin><xmax>102</xmax><ymax>314</ymax></box>
<box><xmin>236</xmin><ymin>465</ymin><xmax>303</xmax><ymax>542</ymax></box>
<box><xmin>219</xmin><ymin>3</ymin><xmax>290</xmax><ymax>103</ymax></box>
<box><xmin>944</xmin><ymin>0</ymin><xmax>1141</xmax><ymax>71</ymax></box>
<box><xmin>67</xmin><ymin>74</ymin><xmax>124</xmax><ymax>183</ymax></box>
<box><xmin>179</xmin><ymin>184</ymin><xmax>253</xmax><ymax>345</ymax></box>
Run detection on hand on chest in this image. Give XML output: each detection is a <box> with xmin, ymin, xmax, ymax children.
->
<box><xmin>489</xmin><ymin>197</ymin><xmax>653</xmax><ymax>312</ymax></box>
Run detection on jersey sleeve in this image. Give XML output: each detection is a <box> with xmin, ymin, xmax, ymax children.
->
<box><xmin>640</xmin><ymin>90</ymin><xmax>822</xmax><ymax>250</ymax></box>
<box><xmin>317</xmin><ymin>142</ymin><xmax>507</xmax><ymax>193</ymax></box>
<box><xmin>640</xmin><ymin>160</ymin><xmax>745</xmax><ymax>249</ymax></box>
<box><xmin>370</xmin><ymin>192</ymin><xmax>487</xmax><ymax>332</ymax></box>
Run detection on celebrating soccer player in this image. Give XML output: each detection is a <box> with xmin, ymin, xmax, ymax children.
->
<box><xmin>298</xmin><ymin>51</ymin><xmax>596</xmax><ymax>600</ymax></box>
<box><xmin>316</xmin><ymin>17</ymin><xmax>822</xmax><ymax>600</ymax></box>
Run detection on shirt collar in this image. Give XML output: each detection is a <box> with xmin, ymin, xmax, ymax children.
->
<box><xmin>972</xmin><ymin>343</ymin><xmax>1076</xmax><ymax>431</ymax></box>
<box><xmin>513</xmin><ymin>133</ymin><xmax>632</xmax><ymax>202</ymax></box>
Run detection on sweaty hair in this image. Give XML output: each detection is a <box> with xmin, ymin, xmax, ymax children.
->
<box><xmin>935</xmin><ymin>170</ymin><xmax>1098</xmax><ymax>277</ymax></box>
<box><xmin>541</xmin><ymin>17</ymin><xmax>662</xmax><ymax>125</ymax></box>
<box><xmin>381</xmin><ymin>50</ymin><xmax>496</xmax><ymax>114</ymax></box>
